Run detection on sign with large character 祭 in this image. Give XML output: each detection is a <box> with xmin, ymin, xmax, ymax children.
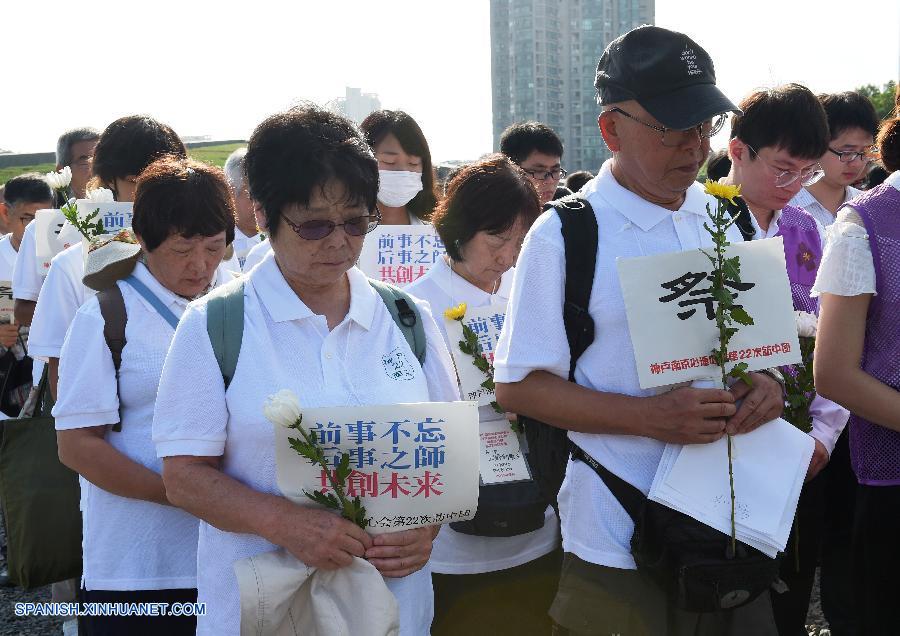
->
<box><xmin>617</xmin><ymin>237</ymin><xmax>800</xmax><ymax>389</ymax></box>
<box><xmin>34</xmin><ymin>209</ymin><xmax>68</xmax><ymax>274</ymax></box>
<box><xmin>274</xmin><ymin>401</ymin><xmax>480</xmax><ymax>534</ymax></box>
<box><xmin>358</xmin><ymin>225</ymin><xmax>446</xmax><ymax>287</ymax></box>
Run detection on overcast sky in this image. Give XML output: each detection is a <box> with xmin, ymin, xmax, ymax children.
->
<box><xmin>2</xmin><ymin>0</ymin><xmax>897</xmax><ymax>160</ymax></box>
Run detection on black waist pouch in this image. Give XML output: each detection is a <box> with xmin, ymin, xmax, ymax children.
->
<box><xmin>572</xmin><ymin>445</ymin><xmax>780</xmax><ymax>612</ymax></box>
<box><xmin>450</xmin><ymin>476</ymin><xmax>547</xmax><ymax>537</ymax></box>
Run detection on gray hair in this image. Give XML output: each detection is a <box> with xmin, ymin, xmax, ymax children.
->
<box><xmin>56</xmin><ymin>127</ymin><xmax>100</xmax><ymax>167</ymax></box>
<box><xmin>223</xmin><ymin>147</ymin><xmax>248</xmax><ymax>195</ymax></box>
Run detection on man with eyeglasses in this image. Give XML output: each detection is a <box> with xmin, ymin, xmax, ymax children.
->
<box><xmin>495</xmin><ymin>25</ymin><xmax>785</xmax><ymax>635</ymax></box>
<box><xmin>499</xmin><ymin>122</ymin><xmax>571</xmax><ymax>204</ymax></box>
<box><xmin>720</xmin><ymin>84</ymin><xmax>851</xmax><ymax>636</ymax></box>
<box><xmin>790</xmin><ymin>92</ymin><xmax>880</xmax><ymax>228</ymax></box>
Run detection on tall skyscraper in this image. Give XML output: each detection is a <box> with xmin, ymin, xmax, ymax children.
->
<box><xmin>490</xmin><ymin>0</ymin><xmax>654</xmax><ymax>173</ymax></box>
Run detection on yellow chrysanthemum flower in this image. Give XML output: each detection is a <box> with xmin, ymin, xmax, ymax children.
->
<box><xmin>704</xmin><ymin>180</ymin><xmax>742</xmax><ymax>204</ymax></box>
<box><xmin>443</xmin><ymin>303</ymin><xmax>467</xmax><ymax>321</ymax></box>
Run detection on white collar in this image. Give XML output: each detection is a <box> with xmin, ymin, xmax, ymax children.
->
<box><xmin>586</xmin><ymin>160</ymin><xmax>714</xmax><ymax>231</ymax></box>
<box><xmin>130</xmin><ymin>262</ymin><xmax>192</xmax><ymax>313</ymax></box>
<box><xmin>251</xmin><ymin>251</ymin><xmax>376</xmax><ymax>330</ymax></box>
<box><xmin>886</xmin><ymin>170</ymin><xmax>900</xmax><ymax>192</ymax></box>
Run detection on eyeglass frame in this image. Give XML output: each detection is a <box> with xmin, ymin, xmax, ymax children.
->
<box><xmin>744</xmin><ymin>144</ymin><xmax>824</xmax><ymax>188</ymax></box>
<box><xmin>605</xmin><ymin>107</ymin><xmax>728</xmax><ymax>147</ymax></box>
<box><xmin>827</xmin><ymin>146</ymin><xmax>878</xmax><ymax>164</ymax></box>
<box><xmin>281</xmin><ymin>208</ymin><xmax>382</xmax><ymax>241</ymax></box>
<box><xmin>521</xmin><ymin>167</ymin><xmax>568</xmax><ymax>182</ymax></box>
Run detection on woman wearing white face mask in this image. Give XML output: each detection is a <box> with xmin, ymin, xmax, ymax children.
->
<box><xmin>361</xmin><ymin>110</ymin><xmax>439</xmax><ymax>225</ymax></box>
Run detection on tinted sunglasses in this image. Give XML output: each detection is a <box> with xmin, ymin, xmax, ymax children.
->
<box><xmin>282</xmin><ymin>211</ymin><xmax>381</xmax><ymax>240</ymax></box>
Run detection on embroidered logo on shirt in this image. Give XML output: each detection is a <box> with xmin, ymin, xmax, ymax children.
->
<box><xmin>382</xmin><ymin>347</ymin><xmax>416</xmax><ymax>381</ymax></box>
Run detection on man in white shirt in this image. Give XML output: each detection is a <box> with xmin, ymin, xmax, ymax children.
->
<box><xmin>222</xmin><ymin>147</ymin><xmax>265</xmax><ymax>269</ymax></box>
<box><xmin>495</xmin><ymin>26</ymin><xmax>784</xmax><ymax>635</ymax></box>
<box><xmin>790</xmin><ymin>91</ymin><xmax>880</xmax><ymax>228</ymax></box>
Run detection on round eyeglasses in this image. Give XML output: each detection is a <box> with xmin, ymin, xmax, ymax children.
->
<box><xmin>827</xmin><ymin>147</ymin><xmax>879</xmax><ymax>164</ymax></box>
<box><xmin>607</xmin><ymin>107</ymin><xmax>728</xmax><ymax>147</ymax></box>
<box><xmin>745</xmin><ymin>145</ymin><xmax>824</xmax><ymax>188</ymax></box>
<box><xmin>282</xmin><ymin>211</ymin><xmax>381</xmax><ymax>241</ymax></box>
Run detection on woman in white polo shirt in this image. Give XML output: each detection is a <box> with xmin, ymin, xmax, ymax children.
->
<box><xmin>405</xmin><ymin>155</ymin><xmax>559</xmax><ymax>635</ymax></box>
<box><xmin>53</xmin><ymin>157</ymin><xmax>236</xmax><ymax>635</ymax></box>
<box><xmin>153</xmin><ymin>106</ymin><xmax>459</xmax><ymax>636</ymax></box>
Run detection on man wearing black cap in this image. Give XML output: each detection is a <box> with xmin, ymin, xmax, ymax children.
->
<box><xmin>495</xmin><ymin>25</ymin><xmax>784</xmax><ymax>635</ymax></box>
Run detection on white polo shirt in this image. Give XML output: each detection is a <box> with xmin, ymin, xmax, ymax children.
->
<box><xmin>53</xmin><ymin>262</ymin><xmax>206</xmax><ymax>591</ymax></box>
<box><xmin>789</xmin><ymin>185</ymin><xmax>861</xmax><ymax>229</ymax></box>
<box><xmin>407</xmin><ymin>257</ymin><xmax>560</xmax><ymax>575</ymax></box>
<box><xmin>152</xmin><ymin>252</ymin><xmax>460</xmax><ymax>636</ymax></box>
<box><xmin>494</xmin><ymin>160</ymin><xmax>744</xmax><ymax>569</ymax></box>
<box><xmin>28</xmin><ymin>243</ymin><xmax>90</xmax><ymax>361</ymax></box>
<box><xmin>231</xmin><ymin>227</ymin><xmax>265</xmax><ymax>269</ymax></box>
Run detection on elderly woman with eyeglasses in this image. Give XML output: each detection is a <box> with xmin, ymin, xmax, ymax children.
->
<box><xmin>152</xmin><ymin>105</ymin><xmax>459</xmax><ymax>635</ymax></box>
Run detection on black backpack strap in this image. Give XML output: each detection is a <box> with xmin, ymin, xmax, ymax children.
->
<box><xmin>724</xmin><ymin>196</ymin><xmax>756</xmax><ymax>242</ymax></box>
<box><xmin>97</xmin><ymin>285</ymin><xmax>127</xmax><ymax>432</ymax></box>
<box><xmin>570</xmin><ymin>444</ymin><xmax>645</xmax><ymax>523</ymax></box>
<box><xmin>550</xmin><ymin>195</ymin><xmax>598</xmax><ymax>381</ymax></box>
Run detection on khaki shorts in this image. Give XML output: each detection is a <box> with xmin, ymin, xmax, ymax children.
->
<box><xmin>549</xmin><ymin>553</ymin><xmax>777</xmax><ymax>636</ymax></box>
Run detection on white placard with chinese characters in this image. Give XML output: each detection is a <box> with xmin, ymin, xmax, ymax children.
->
<box><xmin>72</xmin><ymin>200</ymin><xmax>134</xmax><ymax>236</ymax></box>
<box><xmin>0</xmin><ymin>281</ymin><xmax>14</xmax><ymax>320</ymax></box>
<box><xmin>444</xmin><ymin>302</ymin><xmax>507</xmax><ymax>406</ymax></box>
<box><xmin>358</xmin><ymin>225</ymin><xmax>445</xmax><ymax>287</ymax></box>
<box><xmin>617</xmin><ymin>237</ymin><xmax>800</xmax><ymax>389</ymax></box>
<box><xmin>478</xmin><ymin>419</ymin><xmax>532</xmax><ymax>484</ymax></box>
<box><xmin>274</xmin><ymin>401</ymin><xmax>480</xmax><ymax>534</ymax></box>
<box><xmin>34</xmin><ymin>209</ymin><xmax>69</xmax><ymax>274</ymax></box>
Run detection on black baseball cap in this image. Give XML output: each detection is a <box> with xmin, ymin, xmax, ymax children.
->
<box><xmin>595</xmin><ymin>25</ymin><xmax>740</xmax><ymax>130</ymax></box>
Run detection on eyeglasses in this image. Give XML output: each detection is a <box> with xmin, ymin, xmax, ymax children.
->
<box><xmin>745</xmin><ymin>145</ymin><xmax>824</xmax><ymax>188</ymax></box>
<box><xmin>282</xmin><ymin>211</ymin><xmax>381</xmax><ymax>240</ymax></box>
<box><xmin>522</xmin><ymin>167</ymin><xmax>568</xmax><ymax>181</ymax></box>
<box><xmin>827</xmin><ymin>146</ymin><xmax>879</xmax><ymax>164</ymax></box>
<box><xmin>607</xmin><ymin>107</ymin><xmax>728</xmax><ymax>147</ymax></box>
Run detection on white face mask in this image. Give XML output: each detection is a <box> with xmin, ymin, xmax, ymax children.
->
<box><xmin>378</xmin><ymin>170</ymin><xmax>423</xmax><ymax>208</ymax></box>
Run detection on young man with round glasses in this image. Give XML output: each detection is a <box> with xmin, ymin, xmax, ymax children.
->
<box><xmin>790</xmin><ymin>91</ymin><xmax>880</xmax><ymax>227</ymax></box>
<box><xmin>722</xmin><ymin>83</ymin><xmax>851</xmax><ymax>636</ymax></box>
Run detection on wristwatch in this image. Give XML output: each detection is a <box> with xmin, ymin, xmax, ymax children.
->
<box><xmin>756</xmin><ymin>367</ymin><xmax>786</xmax><ymax>391</ymax></box>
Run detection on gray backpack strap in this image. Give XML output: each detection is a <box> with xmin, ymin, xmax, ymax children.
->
<box><xmin>206</xmin><ymin>279</ymin><xmax>246</xmax><ymax>390</ymax></box>
<box><xmin>368</xmin><ymin>279</ymin><xmax>427</xmax><ymax>366</ymax></box>
<box><xmin>97</xmin><ymin>285</ymin><xmax>127</xmax><ymax>432</ymax></box>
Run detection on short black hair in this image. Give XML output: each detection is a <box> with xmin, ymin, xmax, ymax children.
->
<box><xmin>819</xmin><ymin>92</ymin><xmax>880</xmax><ymax>140</ymax></box>
<box><xmin>244</xmin><ymin>104</ymin><xmax>378</xmax><ymax>239</ymax></box>
<box><xmin>360</xmin><ymin>110</ymin><xmax>438</xmax><ymax>221</ymax></box>
<box><xmin>730</xmin><ymin>84</ymin><xmax>829</xmax><ymax>160</ymax></box>
<box><xmin>499</xmin><ymin>122</ymin><xmax>564</xmax><ymax>164</ymax></box>
<box><xmin>432</xmin><ymin>154</ymin><xmax>541</xmax><ymax>261</ymax></box>
<box><xmin>3</xmin><ymin>173</ymin><xmax>53</xmax><ymax>207</ymax></box>
<box><xmin>705</xmin><ymin>149</ymin><xmax>732</xmax><ymax>182</ymax></box>
<box><xmin>564</xmin><ymin>170</ymin><xmax>593</xmax><ymax>192</ymax></box>
<box><xmin>132</xmin><ymin>157</ymin><xmax>235</xmax><ymax>252</ymax></box>
<box><xmin>92</xmin><ymin>115</ymin><xmax>186</xmax><ymax>188</ymax></box>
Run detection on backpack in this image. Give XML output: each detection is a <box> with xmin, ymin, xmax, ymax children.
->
<box><xmin>519</xmin><ymin>194</ymin><xmax>599</xmax><ymax>508</ymax></box>
<box><xmin>205</xmin><ymin>277</ymin><xmax>426</xmax><ymax>389</ymax></box>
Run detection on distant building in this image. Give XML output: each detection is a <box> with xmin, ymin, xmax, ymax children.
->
<box><xmin>330</xmin><ymin>87</ymin><xmax>382</xmax><ymax>124</ymax></box>
<box><xmin>490</xmin><ymin>0</ymin><xmax>654</xmax><ymax>172</ymax></box>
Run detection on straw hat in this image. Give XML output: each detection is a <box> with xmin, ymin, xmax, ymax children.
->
<box><xmin>82</xmin><ymin>230</ymin><xmax>141</xmax><ymax>291</ymax></box>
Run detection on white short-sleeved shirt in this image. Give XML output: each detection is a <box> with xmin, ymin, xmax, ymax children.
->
<box><xmin>790</xmin><ymin>185</ymin><xmax>861</xmax><ymax>229</ymax></box>
<box><xmin>153</xmin><ymin>253</ymin><xmax>460</xmax><ymax>636</ymax></box>
<box><xmin>494</xmin><ymin>160</ymin><xmax>745</xmax><ymax>569</ymax></box>
<box><xmin>241</xmin><ymin>237</ymin><xmax>271</xmax><ymax>272</ymax></box>
<box><xmin>52</xmin><ymin>262</ymin><xmax>205</xmax><ymax>591</ymax></box>
<box><xmin>0</xmin><ymin>234</ymin><xmax>17</xmax><ymax>281</ymax></box>
<box><xmin>812</xmin><ymin>171</ymin><xmax>900</xmax><ymax>298</ymax></box>
<box><xmin>11</xmin><ymin>221</ymin><xmax>43</xmax><ymax>302</ymax></box>
<box><xmin>28</xmin><ymin>243</ymin><xmax>89</xmax><ymax>362</ymax></box>
<box><xmin>407</xmin><ymin>257</ymin><xmax>559</xmax><ymax>574</ymax></box>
